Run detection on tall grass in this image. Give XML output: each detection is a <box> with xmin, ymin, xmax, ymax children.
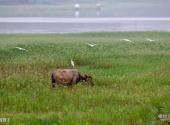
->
<box><xmin>0</xmin><ymin>32</ymin><xmax>170</xmax><ymax>125</ymax></box>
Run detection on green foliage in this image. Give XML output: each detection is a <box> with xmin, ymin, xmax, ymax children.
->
<box><xmin>0</xmin><ymin>32</ymin><xmax>170</xmax><ymax>125</ymax></box>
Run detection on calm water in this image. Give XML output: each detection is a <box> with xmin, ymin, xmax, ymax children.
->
<box><xmin>0</xmin><ymin>17</ymin><xmax>170</xmax><ymax>33</ymax></box>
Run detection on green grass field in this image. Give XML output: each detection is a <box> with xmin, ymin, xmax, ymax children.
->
<box><xmin>0</xmin><ymin>32</ymin><xmax>170</xmax><ymax>125</ymax></box>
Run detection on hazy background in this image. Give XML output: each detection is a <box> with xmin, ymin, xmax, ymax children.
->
<box><xmin>0</xmin><ymin>0</ymin><xmax>170</xmax><ymax>33</ymax></box>
<box><xmin>0</xmin><ymin>0</ymin><xmax>170</xmax><ymax>17</ymax></box>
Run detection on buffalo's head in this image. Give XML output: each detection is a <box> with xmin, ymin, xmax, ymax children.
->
<box><xmin>82</xmin><ymin>74</ymin><xmax>94</xmax><ymax>86</ymax></box>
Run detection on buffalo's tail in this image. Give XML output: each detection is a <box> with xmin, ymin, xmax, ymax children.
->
<box><xmin>51</xmin><ymin>73</ymin><xmax>55</xmax><ymax>83</ymax></box>
<box><xmin>51</xmin><ymin>73</ymin><xmax>56</xmax><ymax>88</ymax></box>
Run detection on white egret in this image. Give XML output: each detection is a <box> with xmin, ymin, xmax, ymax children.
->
<box><xmin>86</xmin><ymin>43</ymin><xmax>97</xmax><ymax>47</ymax></box>
<box><xmin>71</xmin><ymin>59</ymin><xmax>75</xmax><ymax>68</ymax></box>
<box><xmin>121</xmin><ymin>39</ymin><xmax>134</xmax><ymax>43</ymax></box>
<box><xmin>146</xmin><ymin>38</ymin><xmax>155</xmax><ymax>42</ymax></box>
<box><xmin>74</xmin><ymin>3</ymin><xmax>80</xmax><ymax>9</ymax></box>
<box><xmin>15</xmin><ymin>47</ymin><xmax>28</xmax><ymax>52</ymax></box>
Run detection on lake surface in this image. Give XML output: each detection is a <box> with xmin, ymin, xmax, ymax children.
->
<box><xmin>0</xmin><ymin>17</ymin><xmax>170</xmax><ymax>33</ymax></box>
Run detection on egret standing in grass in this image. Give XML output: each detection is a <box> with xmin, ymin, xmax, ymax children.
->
<box><xmin>86</xmin><ymin>42</ymin><xmax>97</xmax><ymax>47</ymax></box>
<box><xmin>15</xmin><ymin>47</ymin><xmax>28</xmax><ymax>52</ymax></box>
<box><xmin>146</xmin><ymin>38</ymin><xmax>155</xmax><ymax>42</ymax></box>
<box><xmin>121</xmin><ymin>39</ymin><xmax>134</xmax><ymax>43</ymax></box>
<box><xmin>71</xmin><ymin>59</ymin><xmax>75</xmax><ymax>68</ymax></box>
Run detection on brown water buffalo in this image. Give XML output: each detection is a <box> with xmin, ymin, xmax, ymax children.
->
<box><xmin>51</xmin><ymin>69</ymin><xmax>93</xmax><ymax>88</ymax></box>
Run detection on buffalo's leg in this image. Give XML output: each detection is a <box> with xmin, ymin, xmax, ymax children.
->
<box><xmin>52</xmin><ymin>83</ymin><xmax>56</xmax><ymax>88</ymax></box>
<box><xmin>72</xmin><ymin>76</ymin><xmax>78</xmax><ymax>84</ymax></box>
<box><xmin>68</xmin><ymin>77</ymin><xmax>77</xmax><ymax>88</ymax></box>
<box><xmin>67</xmin><ymin>83</ymin><xmax>73</xmax><ymax>88</ymax></box>
<box><xmin>51</xmin><ymin>75</ymin><xmax>57</xmax><ymax>88</ymax></box>
<box><xmin>52</xmin><ymin>82</ymin><xmax>58</xmax><ymax>88</ymax></box>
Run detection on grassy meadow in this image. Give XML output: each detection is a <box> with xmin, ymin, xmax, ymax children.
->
<box><xmin>0</xmin><ymin>32</ymin><xmax>170</xmax><ymax>125</ymax></box>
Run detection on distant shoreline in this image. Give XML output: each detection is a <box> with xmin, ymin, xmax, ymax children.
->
<box><xmin>1</xmin><ymin>17</ymin><xmax>170</xmax><ymax>33</ymax></box>
<box><xmin>1</xmin><ymin>17</ymin><xmax>170</xmax><ymax>23</ymax></box>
